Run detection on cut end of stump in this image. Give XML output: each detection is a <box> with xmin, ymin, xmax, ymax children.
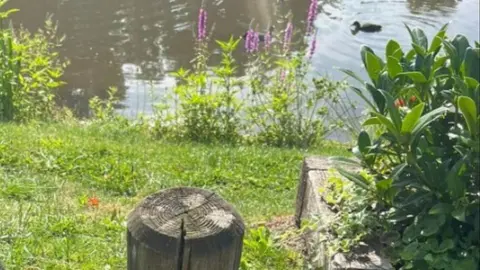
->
<box><xmin>127</xmin><ymin>187</ymin><xmax>244</xmax><ymax>252</ymax></box>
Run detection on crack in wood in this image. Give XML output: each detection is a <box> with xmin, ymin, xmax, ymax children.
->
<box><xmin>177</xmin><ymin>218</ymin><xmax>186</xmax><ymax>270</ymax></box>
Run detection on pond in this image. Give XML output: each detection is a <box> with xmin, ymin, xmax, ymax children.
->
<box><xmin>6</xmin><ymin>0</ymin><xmax>480</xmax><ymax>117</ymax></box>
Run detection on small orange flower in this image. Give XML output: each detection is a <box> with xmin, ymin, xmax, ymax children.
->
<box><xmin>394</xmin><ymin>98</ymin><xmax>405</xmax><ymax>108</ymax></box>
<box><xmin>409</xmin><ymin>95</ymin><xmax>417</xmax><ymax>103</ymax></box>
<box><xmin>88</xmin><ymin>196</ymin><xmax>100</xmax><ymax>207</ymax></box>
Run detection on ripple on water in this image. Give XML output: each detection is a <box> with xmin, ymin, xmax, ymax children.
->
<box><xmin>312</xmin><ymin>0</ymin><xmax>478</xmax><ymax>81</ymax></box>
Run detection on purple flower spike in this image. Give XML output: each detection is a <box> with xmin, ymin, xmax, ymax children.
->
<box><xmin>264</xmin><ymin>32</ymin><xmax>271</xmax><ymax>50</ymax></box>
<box><xmin>309</xmin><ymin>34</ymin><xmax>317</xmax><ymax>59</ymax></box>
<box><xmin>197</xmin><ymin>8</ymin><xmax>207</xmax><ymax>41</ymax></box>
<box><xmin>306</xmin><ymin>0</ymin><xmax>318</xmax><ymax>35</ymax></box>
<box><xmin>283</xmin><ymin>22</ymin><xmax>293</xmax><ymax>53</ymax></box>
<box><xmin>202</xmin><ymin>10</ymin><xmax>207</xmax><ymax>38</ymax></box>
<box><xmin>253</xmin><ymin>31</ymin><xmax>260</xmax><ymax>52</ymax></box>
<box><xmin>245</xmin><ymin>29</ymin><xmax>255</xmax><ymax>52</ymax></box>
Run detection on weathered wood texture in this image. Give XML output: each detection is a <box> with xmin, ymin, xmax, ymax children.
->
<box><xmin>127</xmin><ymin>187</ymin><xmax>245</xmax><ymax>270</ymax></box>
<box><xmin>295</xmin><ymin>157</ymin><xmax>393</xmax><ymax>270</ymax></box>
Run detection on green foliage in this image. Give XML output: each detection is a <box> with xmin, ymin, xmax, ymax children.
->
<box><xmin>241</xmin><ymin>226</ymin><xmax>302</xmax><ymax>269</ymax></box>
<box><xmin>243</xmin><ymin>31</ymin><xmax>351</xmax><ymax>147</ymax></box>
<box><xmin>336</xmin><ymin>24</ymin><xmax>480</xmax><ymax>269</ymax></box>
<box><xmin>319</xmin><ymin>170</ymin><xmax>386</xmax><ymax>254</ymax></box>
<box><xmin>152</xmin><ymin>37</ymin><xmax>243</xmax><ymax>143</ymax></box>
<box><xmin>0</xmin><ymin>123</ymin><xmax>349</xmax><ymax>268</ymax></box>
<box><xmin>147</xmin><ymin>17</ymin><xmax>350</xmax><ymax>147</ymax></box>
<box><xmin>0</xmin><ymin>3</ymin><xmax>66</xmax><ymax>122</ymax></box>
<box><xmin>89</xmin><ymin>87</ymin><xmax>121</xmax><ymax>121</ymax></box>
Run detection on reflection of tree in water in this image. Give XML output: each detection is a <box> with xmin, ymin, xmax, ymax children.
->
<box><xmin>406</xmin><ymin>0</ymin><xmax>458</xmax><ymax>14</ymax></box>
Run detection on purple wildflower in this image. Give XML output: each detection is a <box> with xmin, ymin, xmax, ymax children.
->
<box><xmin>306</xmin><ymin>0</ymin><xmax>318</xmax><ymax>35</ymax></box>
<box><xmin>197</xmin><ymin>8</ymin><xmax>207</xmax><ymax>40</ymax></box>
<box><xmin>252</xmin><ymin>31</ymin><xmax>260</xmax><ymax>52</ymax></box>
<box><xmin>264</xmin><ymin>31</ymin><xmax>271</xmax><ymax>50</ymax></box>
<box><xmin>245</xmin><ymin>29</ymin><xmax>255</xmax><ymax>52</ymax></box>
<box><xmin>283</xmin><ymin>22</ymin><xmax>293</xmax><ymax>53</ymax></box>
<box><xmin>308</xmin><ymin>33</ymin><xmax>317</xmax><ymax>59</ymax></box>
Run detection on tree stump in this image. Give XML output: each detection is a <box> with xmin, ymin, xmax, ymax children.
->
<box><xmin>127</xmin><ymin>187</ymin><xmax>245</xmax><ymax>270</ymax></box>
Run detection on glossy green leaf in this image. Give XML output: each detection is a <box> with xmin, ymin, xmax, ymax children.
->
<box><xmin>399</xmin><ymin>72</ymin><xmax>428</xmax><ymax>83</ymax></box>
<box><xmin>464</xmin><ymin>77</ymin><xmax>479</xmax><ymax>89</ymax></box>
<box><xmin>446</xmin><ymin>157</ymin><xmax>467</xmax><ymax>199</ymax></box>
<box><xmin>452</xmin><ymin>205</ymin><xmax>466</xmax><ymax>222</ymax></box>
<box><xmin>386</xmin><ymin>39</ymin><xmax>403</xmax><ymax>60</ymax></box>
<box><xmin>452</xmin><ymin>34</ymin><xmax>470</xmax><ymax>64</ymax></box>
<box><xmin>413</xmin><ymin>27</ymin><xmax>429</xmax><ymax>49</ymax></box>
<box><xmin>366</xmin><ymin>83</ymin><xmax>386</xmax><ymax>113</ymax></box>
<box><xmin>458</xmin><ymin>96</ymin><xmax>478</xmax><ymax>137</ymax></box>
<box><xmin>400</xmin><ymin>241</ymin><xmax>418</xmax><ymax>261</ymax></box>
<box><xmin>405</xmin><ymin>49</ymin><xmax>416</xmax><ymax>61</ymax></box>
<box><xmin>378</xmin><ymin>71</ymin><xmax>394</xmax><ymax>91</ymax></box>
<box><xmin>379</xmin><ymin>90</ymin><xmax>402</xmax><ymax>131</ymax></box>
<box><xmin>452</xmin><ymin>258</ymin><xmax>477</xmax><ymax>270</ymax></box>
<box><xmin>329</xmin><ymin>156</ymin><xmax>361</xmax><ymax>167</ymax></box>
<box><xmin>372</xmin><ymin>112</ymin><xmax>399</xmax><ymax>137</ymax></box>
<box><xmin>357</xmin><ymin>131</ymin><xmax>371</xmax><ymax>154</ymax></box>
<box><xmin>429</xmin><ymin>203</ymin><xmax>453</xmax><ymax>215</ymax></box>
<box><xmin>419</xmin><ymin>214</ymin><xmax>446</xmax><ymax>237</ymax></box>
<box><xmin>411</xmin><ymin>106</ymin><xmax>449</xmax><ymax>141</ymax></box>
<box><xmin>387</xmin><ymin>56</ymin><xmax>403</xmax><ymax>78</ymax></box>
<box><xmin>433</xmin><ymin>55</ymin><xmax>449</xmax><ymax>71</ymax></box>
<box><xmin>443</xmin><ymin>40</ymin><xmax>461</xmax><ymax>72</ymax></box>
<box><xmin>360</xmin><ymin>45</ymin><xmax>375</xmax><ymax>71</ymax></box>
<box><xmin>434</xmin><ymin>239</ymin><xmax>454</xmax><ymax>253</ymax></box>
<box><xmin>391</xmin><ymin>163</ymin><xmax>407</xmax><ymax>181</ymax></box>
<box><xmin>429</xmin><ymin>27</ymin><xmax>447</xmax><ymax>53</ymax></box>
<box><xmin>464</xmin><ymin>47</ymin><xmax>480</xmax><ymax>82</ymax></box>
<box><xmin>401</xmin><ymin>102</ymin><xmax>425</xmax><ymax>134</ymax></box>
<box><xmin>412</xmin><ymin>43</ymin><xmax>426</xmax><ymax>56</ymax></box>
<box><xmin>365</xmin><ymin>51</ymin><xmax>384</xmax><ymax>83</ymax></box>
<box><xmin>376</xmin><ymin>178</ymin><xmax>393</xmax><ymax>191</ymax></box>
<box><xmin>336</xmin><ymin>168</ymin><xmax>370</xmax><ymax>190</ymax></box>
<box><xmin>363</xmin><ymin>117</ymin><xmax>382</xmax><ymax>126</ymax></box>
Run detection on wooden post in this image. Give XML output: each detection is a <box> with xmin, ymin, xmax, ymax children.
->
<box><xmin>127</xmin><ymin>187</ymin><xmax>245</xmax><ymax>270</ymax></box>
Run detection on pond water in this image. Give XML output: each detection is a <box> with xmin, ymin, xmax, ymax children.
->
<box><xmin>6</xmin><ymin>0</ymin><xmax>480</xmax><ymax>117</ymax></box>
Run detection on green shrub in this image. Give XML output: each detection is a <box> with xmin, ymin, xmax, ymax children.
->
<box><xmin>241</xmin><ymin>226</ymin><xmax>302</xmax><ymax>269</ymax></box>
<box><xmin>0</xmin><ymin>1</ymin><xmax>67</xmax><ymax>122</ymax></box>
<box><xmin>148</xmin><ymin>4</ymin><xmax>351</xmax><ymax>147</ymax></box>
<box><xmin>245</xmin><ymin>36</ymin><xmax>349</xmax><ymax>148</ymax></box>
<box><xmin>334</xmin><ymin>23</ymin><xmax>479</xmax><ymax>269</ymax></box>
<box><xmin>160</xmin><ymin>37</ymin><xmax>243</xmax><ymax>143</ymax></box>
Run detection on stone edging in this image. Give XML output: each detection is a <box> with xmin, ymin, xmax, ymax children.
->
<box><xmin>294</xmin><ymin>156</ymin><xmax>393</xmax><ymax>270</ymax></box>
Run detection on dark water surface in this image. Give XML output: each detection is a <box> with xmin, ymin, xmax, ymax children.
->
<box><xmin>6</xmin><ymin>0</ymin><xmax>480</xmax><ymax>116</ymax></box>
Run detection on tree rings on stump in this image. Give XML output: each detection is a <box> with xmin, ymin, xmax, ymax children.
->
<box><xmin>127</xmin><ymin>187</ymin><xmax>245</xmax><ymax>270</ymax></box>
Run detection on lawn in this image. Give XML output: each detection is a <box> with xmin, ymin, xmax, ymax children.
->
<box><xmin>0</xmin><ymin>122</ymin><xmax>349</xmax><ymax>269</ymax></box>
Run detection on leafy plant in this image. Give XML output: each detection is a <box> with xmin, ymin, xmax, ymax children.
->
<box><xmin>0</xmin><ymin>3</ymin><xmax>66</xmax><ymax>122</ymax></box>
<box><xmin>318</xmin><ymin>169</ymin><xmax>385</xmax><ymax>254</ymax></box>
<box><xmin>149</xmin><ymin>5</ymin><xmax>349</xmax><ymax>147</ymax></box>
<box><xmin>89</xmin><ymin>87</ymin><xmax>121</xmax><ymax>121</ymax></box>
<box><xmin>334</xmin><ymin>23</ymin><xmax>480</xmax><ymax>269</ymax></box>
<box><xmin>241</xmin><ymin>226</ymin><xmax>302</xmax><ymax>269</ymax></box>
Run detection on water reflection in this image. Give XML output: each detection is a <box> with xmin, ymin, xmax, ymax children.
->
<box><xmin>406</xmin><ymin>0</ymin><xmax>458</xmax><ymax>14</ymax></box>
<box><xmin>5</xmin><ymin>0</ymin><xmax>479</xmax><ymax>116</ymax></box>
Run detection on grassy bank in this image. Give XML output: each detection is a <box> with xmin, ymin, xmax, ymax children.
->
<box><xmin>0</xmin><ymin>122</ymin><xmax>349</xmax><ymax>269</ymax></box>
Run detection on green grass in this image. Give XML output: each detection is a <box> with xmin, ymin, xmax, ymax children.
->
<box><xmin>0</xmin><ymin>122</ymin><xmax>349</xmax><ymax>269</ymax></box>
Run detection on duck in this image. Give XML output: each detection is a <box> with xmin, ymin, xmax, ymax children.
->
<box><xmin>241</xmin><ymin>26</ymin><xmax>275</xmax><ymax>42</ymax></box>
<box><xmin>351</xmin><ymin>21</ymin><xmax>382</xmax><ymax>33</ymax></box>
